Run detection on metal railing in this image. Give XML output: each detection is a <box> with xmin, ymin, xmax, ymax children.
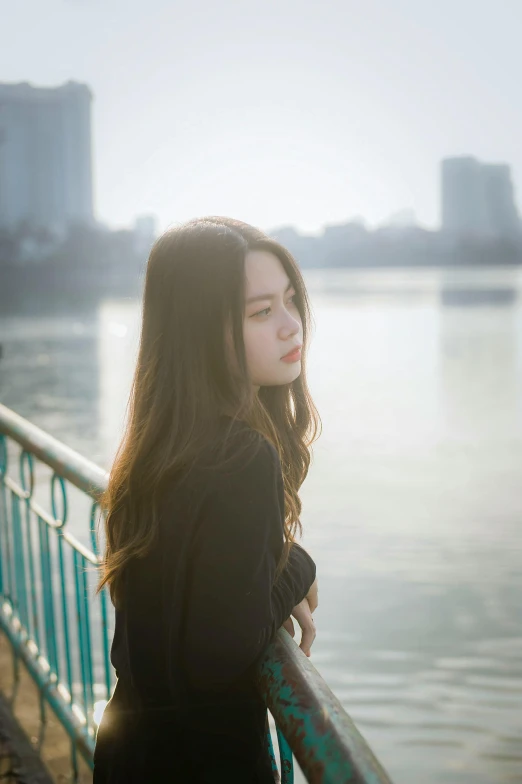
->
<box><xmin>0</xmin><ymin>403</ymin><xmax>393</xmax><ymax>783</ymax></box>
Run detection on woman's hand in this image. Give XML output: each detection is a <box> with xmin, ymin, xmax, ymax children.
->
<box><xmin>282</xmin><ymin>594</ymin><xmax>317</xmax><ymax>657</ymax></box>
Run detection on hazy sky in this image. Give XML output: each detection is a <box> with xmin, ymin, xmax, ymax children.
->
<box><xmin>2</xmin><ymin>0</ymin><xmax>522</xmax><ymax>234</ymax></box>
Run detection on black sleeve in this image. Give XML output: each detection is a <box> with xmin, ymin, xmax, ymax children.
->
<box><xmin>181</xmin><ymin>437</ymin><xmax>316</xmax><ymax>690</ymax></box>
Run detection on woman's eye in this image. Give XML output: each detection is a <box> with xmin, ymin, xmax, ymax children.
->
<box><xmin>252</xmin><ymin>296</ymin><xmax>296</xmax><ymax>318</ymax></box>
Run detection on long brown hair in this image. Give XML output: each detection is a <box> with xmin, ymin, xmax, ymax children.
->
<box><xmin>95</xmin><ymin>216</ymin><xmax>321</xmax><ymax>609</ymax></box>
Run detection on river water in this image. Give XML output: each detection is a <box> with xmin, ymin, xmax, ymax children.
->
<box><xmin>1</xmin><ymin>266</ymin><xmax>521</xmax><ymax>783</ymax></box>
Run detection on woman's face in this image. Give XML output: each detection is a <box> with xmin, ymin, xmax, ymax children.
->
<box><xmin>242</xmin><ymin>250</ymin><xmax>303</xmax><ymax>390</ymax></box>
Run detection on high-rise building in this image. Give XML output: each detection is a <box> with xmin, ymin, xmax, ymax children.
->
<box><xmin>0</xmin><ymin>80</ymin><xmax>94</xmax><ymax>233</ymax></box>
<box><xmin>133</xmin><ymin>214</ymin><xmax>158</xmax><ymax>255</ymax></box>
<box><xmin>441</xmin><ymin>155</ymin><xmax>520</xmax><ymax>238</ymax></box>
<box><xmin>441</xmin><ymin>156</ymin><xmax>486</xmax><ymax>235</ymax></box>
<box><xmin>481</xmin><ymin>163</ymin><xmax>520</xmax><ymax>237</ymax></box>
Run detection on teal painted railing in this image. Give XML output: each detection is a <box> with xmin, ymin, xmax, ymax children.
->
<box><xmin>0</xmin><ymin>403</ymin><xmax>393</xmax><ymax>783</ymax></box>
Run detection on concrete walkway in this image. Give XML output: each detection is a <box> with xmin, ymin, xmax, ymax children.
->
<box><xmin>0</xmin><ymin>691</ymin><xmax>53</xmax><ymax>783</ymax></box>
<box><xmin>0</xmin><ymin>634</ymin><xmax>92</xmax><ymax>783</ymax></box>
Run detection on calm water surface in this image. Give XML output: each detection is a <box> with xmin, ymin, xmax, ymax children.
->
<box><xmin>1</xmin><ymin>266</ymin><xmax>521</xmax><ymax>783</ymax></box>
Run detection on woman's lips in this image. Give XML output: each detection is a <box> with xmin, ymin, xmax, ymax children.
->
<box><xmin>281</xmin><ymin>347</ymin><xmax>302</xmax><ymax>362</ymax></box>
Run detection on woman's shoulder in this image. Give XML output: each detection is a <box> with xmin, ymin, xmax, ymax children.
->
<box><xmin>163</xmin><ymin>418</ymin><xmax>280</xmax><ymax>501</ymax></box>
<box><xmin>192</xmin><ymin>420</ymin><xmax>283</xmax><ymax>522</ymax></box>
<box><xmin>158</xmin><ymin>419</ymin><xmax>283</xmax><ymax>530</ymax></box>
<box><xmin>210</xmin><ymin>416</ymin><xmax>280</xmax><ymax>478</ymax></box>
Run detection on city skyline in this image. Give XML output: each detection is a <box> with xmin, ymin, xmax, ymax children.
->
<box><xmin>1</xmin><ymin>87</ymin><xmax>519</xmax><ymax>243</ymax></box>
<box><xmin>2</xmin><ymin>1</ymin><xmax>522</xmax><ymax>235</ymax></box>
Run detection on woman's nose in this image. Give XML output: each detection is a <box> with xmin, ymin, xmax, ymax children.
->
<box><xmin>281</xmin><ymin>320</ymin><xmax>300</xmax><ymax>339</ymax></box>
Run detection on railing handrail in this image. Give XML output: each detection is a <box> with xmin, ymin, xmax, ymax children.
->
<box><xmin>259</xmin><ymin>633</ymin><xmax>393</xmax><ymax>782</ymax></box>
<box><xmin>0</xmin><ymin>404</ymin><xmax>393</xmax><ymax>783</ymax></box>
<box><xmin>0</xmin><ymin>402</ymin><xmax>107</xmax><ymax>500</ymax></box>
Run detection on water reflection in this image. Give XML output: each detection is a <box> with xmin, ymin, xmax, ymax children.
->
<box><xmin>1</xmin><ymin>266</ymin><xmax>522</xmax><ymax>783</ymax></box>
<box><xmin>440</xmin><ymin>288</ymin><xmax>518</xmax><ymax>307</ymax></box>
<box><xmin>97</xmin><ymin>300</ymin><xmax>141</xmax><ymax>465</ymax></box>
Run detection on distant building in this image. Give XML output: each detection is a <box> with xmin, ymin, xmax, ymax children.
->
<box><xmin>0</xmin><ymin>80</ymin><xmax>94</xmax><ymax>233</ymax></box>
<box><xmin>441</xmin><ymin>156</ymin><xmax>486</xmax><ymax>235</ymax></box>
<box><xmin>269</xmin><ymin>225</ymin><xmax>321</xmax><ymax>268</ymax></box>
<box><xmin>481</xmin><ymin>163</ymin><xmax>520</xmax><ymax>237</ymax></box>
<box><xmin>323</xmin><ymin>219</ymin><xmax>367</xmax><ymax>242</ymax></box>
<box><xmin>133</xmin><ymin>214</ymin><xmax>158</xmax><ymax>255</ymax></box>
<box><xmin>441</xmin><ymin>156</ymin><xmax>520</xmax><ymax>238</ymax></box>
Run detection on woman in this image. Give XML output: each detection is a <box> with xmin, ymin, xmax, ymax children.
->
<box><xmin>93</xmin><ymin>216</ymin><xmax>321</xmax><ymax>782</ymax></box>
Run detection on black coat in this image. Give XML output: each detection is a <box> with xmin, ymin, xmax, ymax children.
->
<box><xmin>93</xmin><ymin>418</ymin><xmax>316</xmax><ymax>783</ymax></box>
